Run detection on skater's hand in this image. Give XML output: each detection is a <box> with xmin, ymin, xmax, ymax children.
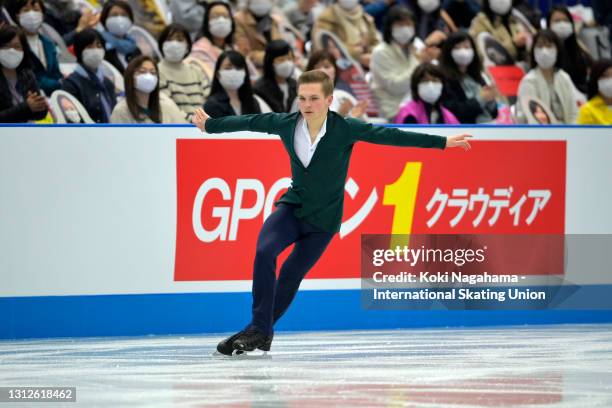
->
<box><xmin>192</xmin><ymin>108</ymin><xmax>209</xmax><ymax>133</ymax></box>
<box><xmin>446</xmin><ymin>133</ymin><xmax>473</xmax><ymax>150</ymax></box>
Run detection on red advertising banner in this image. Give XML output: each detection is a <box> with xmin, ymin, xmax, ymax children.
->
<box><xmin>175</xmin><ymin>138</ymin><xmax>566</xmax><ymax>281</ymax></box>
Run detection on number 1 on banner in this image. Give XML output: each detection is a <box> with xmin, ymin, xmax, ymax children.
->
<box><xmin>383</xmin><ymin>162</ymin><xmax>421</xmax><ymax>248</ymax></box>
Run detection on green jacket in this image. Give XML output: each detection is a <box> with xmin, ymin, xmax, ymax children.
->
<box><xmin>205</xmin><ymin>111</ymin><xmax>446</xmax><ymax>233</ymax></box>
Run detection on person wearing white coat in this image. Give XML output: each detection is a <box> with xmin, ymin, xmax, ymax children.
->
<box><xmin>370</xmin><ymin>6</ymin><xmax>420</xmax><ymax>121</ymax></box>
<box><xmin>517</xmin><ymin>29</ymin><xmax>578</xmax><ymax>124</ymax></box>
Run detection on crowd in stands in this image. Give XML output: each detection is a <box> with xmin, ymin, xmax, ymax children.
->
<box><xmin>0</xmin><ymin>0</ymin><xmax>611</xmax><ymax>125</ymax></box>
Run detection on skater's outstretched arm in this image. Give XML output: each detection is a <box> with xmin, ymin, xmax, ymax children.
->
<box><xmin>192</xmin><ymin>108</ymin><xmax>285</xmax><ymax>135</ymax></box>
<box><xmin>346</xmin><ymin>118</ymin><xmax>472</xmax><ymax>150</ymax></box>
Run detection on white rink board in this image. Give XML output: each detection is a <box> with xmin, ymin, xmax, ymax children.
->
<box><xmin>0</xmin><ymin>125</ymin><xmax>611</xmax><ymax>298</ymax></box>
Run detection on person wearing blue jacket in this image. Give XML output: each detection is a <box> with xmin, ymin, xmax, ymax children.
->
<box><xmin>6</xmin><ymin>0</ymin><xmax>63</xmax><ymax>95</ymax></box>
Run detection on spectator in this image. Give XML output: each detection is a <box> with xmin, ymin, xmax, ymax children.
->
<box><xmin>283</xmin><ymin>0</ymin><xmax>323</xmax><ymax>42</ymax></box>
<box><xmin>313</xmin><ymin>0</ymin><xmax>379</xmax><ymax>69</ymax></box>
<box><xmin>62</xmin><ymin>29</ymin><xmax>116</xmax><ymax>123</ymax></box>
<box><xmin>359</xmin><ymin>0</ymin><xmax>391</xmax><ymax>31</ymax></box>
<box><xmin>204</xmin><ymin>50</ymin><xmax>261</xmax><ymax>118</ymax></box>
<box><xmin>191</xmin><ymin>1</ymin><xmax>235</xmax><ymax>74</ymax></box>
<box><xmin>370</xmin><ymin>6</ymin><xmax>420</xmax><ymax>121</ymax></box>
<box><xmin>469</xmin><ymin>0</ymin><xmax>528</xmax><ymax>63</ymax></box>
<box><xmin>412</xmin><ymin>0</ymin><xmax>447</xmax><ymax>39</ymax></box>
<box><xmin>99</xmin><ymin>0</ymin><xmax>141</xmax><ymax>74</ymax></box>
<box><xmin>306</xmin><ymin>49</ymin><xmax>367</xmax><ymax>118</ymax></box>
<box><xmin>110</xmin><ymin>55</ymin><xmax>187</xmax><ymax>123</ymax></box>
<box><xmin>158</xmin><ymin>23</ymin><xmax>210</xmax><ymax>121</ymax></box>
<box><xmin>234</xmin><ymin>0</ymin><xmax>282</xmax><ymax>69</ymax></box>
<box><xmin>591</xmin><ymin>0</ymin><xmax>612</xmax><ymax>46</ymax></box>
<box><xmin>395</xmin><ymin>62</ymin><xmax>459</xmax><ymax>124</ymax></box>
<box><xmin>577</xmin><ymin>59</ymin><xmax>612</xmax><ymax>125</ymax></box>
<box><xmin>169</xmin><ymin>0</ymin><xmax>205</xmax><ymax>39</ymax></box>
<box><xmin>439</xmin><ymin>31</ymin><xmax>498</xmax><ymax>123</ymax></box>
<box><xmin>547</xmin><ymin>5</ymin><xmax>593</xmax><ymax>94</ymax></box>
<box><xmin>5</xmin><ymin>0</ymin><xmax>63</xmax><ymax>95</ymax></box>
<box><xmin>254</xmin><ymin>40</ymin><xmax>297</xmax><ymax>113</ymax></box>
<box><xmin>442</xmin><ymin>0</ymin><xmax>480</xmax><ymax>31</ymax></box>
<box><xmin>43</xmin><ymin>0</ymin><xmax>99</xmax><ymax>45</ymax></box>
<box><xmin>517</xmin><ymin>29</ymin><xmax>577</xmax><ymax>124</ymax></box>
<box><xmin>0</xmin><ymin>25</ymin><xmax>48</xmax><ymax>122</ymax></box>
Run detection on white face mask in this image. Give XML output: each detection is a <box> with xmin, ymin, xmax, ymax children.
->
<box><xmin>0</xmin><ymin>48</ymin><xmax>24</xmax><ymax>69</ymax></box>
<box><xmin>534</xmin><ymin>46</ymin><xmax>557</xmax><ymax>70</ymax></box>
<box><xmin>209</xmin><ymin>17</ymin><xmax>232</xmax><ymax>38</ymax></box>
<box><xmin>451</xmin><ymin>47</ymin><xmax>475</xmax><ymax>67</ymax></box>
<box><xmin>418</xmin><ymin>81</ymin><xmax>443</xmax><ymax>104</ymax></box>
<box><xmin>392</xmin><ymin>25</ymin><xmax>415</xmax><ymax>45</ymax></box>
<box><xmin>64</xmin><ymin>109</ymin><xmax>81</xmax><ymax>123</ymax></box>
<box><xmin>162</xmin><ymin>40</ymin><xmax>187</xmax><ymax>63</ymax></box>
<box><xmin>82</xmin><ymin>48</ymin><xmax>105</xmax><ymax>71</ymax></box>
<box><xmin>489</xmin><ymin>0</ymin><xmax>512</xmax><ymax>16</ymax></box>
<box><xmin>219</xmin><ymin>68</ymin><xmax>246</xmax><ymax>90</ymax></box>
<box><xmin>338</xmin><ymin>0</ymin><xmax>359</xmax><ymax>11</ymax></box>
<box><xmin>249</xmin><ymin>0</ymin><xmax>272</xmax><ymax>17</ymax></box>
<box><xmin>417</xmin><ymin>0</ymin><xmax>440</xmax><ymax>13</ymax></box>
<box><xmin>19</xmin><ymin>10</ymin><xmax>43</xmax><ymax>33</ymax></box>
<box><xmin>551</xmin><ymin>21</ymin><xmax>573</xmax><ymax>40</ymax></box>
<box><xmin>134</xmin><ymin>73</ymin><xmax>158</xmax><ymax>93</ymax></box>
<box><xmin>105</xmin><ymin>16</ymin><xmax>132</xmax><ymax>37</ymax></box>
<box><xmin>598</xmin><ymin>78</ymin><xmax>612</xmax><ymax>98</ymax></box>
<box><xmin>274</xmin><ymin>60</ymin><xmax>294</xmax><ymax>78</ymax></box>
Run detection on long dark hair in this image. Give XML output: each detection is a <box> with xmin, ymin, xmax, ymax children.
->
<box><xmin>0</xmin><ymin>25</ymin><xmax>33</xmax><ymax>71</ymax></box>
<box><xmin>547</xmin><ymin>5</ymin><xmax>592</xmax><ymax>89</ymax></box>
<box><xmin>200</xmin><ymin>1</ymin><xmax>234</xmax><ymax>46</ymax></box>
<box><xmin>440</xmin><ymin>31</ymin><xmax>485</xmax><ymax>85</ymax></box>
<box><xmin>210</xmin><ymin>50</ymin><xmax>259</xmax><ymax>114</ymax></box>
<box><xmin>530</xmin><ymin>29</ymin><xmax>564</xmax><ymax>71</ymax></box>
<box><xmin>124</xmin><ymin>55</ymin><xmax>161</xmax><ymax>123</ymax></box>
<box><xmin>587</xmin><ymin>59</ymin><xmax>612</xmax><ymax>100</ymax></box>
<box><xmin>262</xmin><ymin>40</ymin><xmax>293</xmax><ymax>81</ymax></box>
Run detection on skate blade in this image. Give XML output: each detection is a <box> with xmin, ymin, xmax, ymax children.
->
<box><xmin>211</xmin><ymin>350</ymin><xmax>271</xmax><ymax>359</ymax></box>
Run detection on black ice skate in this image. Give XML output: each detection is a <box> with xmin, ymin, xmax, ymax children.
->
<box><xmin>216</xmin><ymin>330</ymin><xmax>246</xmax><ymax>356</ymax></box>
<box><xmin>214</xmin><ymin>329</ymin><xmax>273</xmax><ymax>357</ymax></box>
<box><xmin>232</xmin><ymin>328</ymin><xmax>272</xmax><ymax>352</ymax></box>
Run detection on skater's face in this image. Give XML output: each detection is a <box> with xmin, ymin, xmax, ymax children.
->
<box><xmin>297</xmin><ymin>82</ymin><xmax>333</xmax><ymax>122</ymax></box>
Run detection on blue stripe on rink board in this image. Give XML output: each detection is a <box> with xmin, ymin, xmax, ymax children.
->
<box><xmin>1</xmin><ymin>288</ymin><xmax>612</xmax><ymax>340</ymax></box>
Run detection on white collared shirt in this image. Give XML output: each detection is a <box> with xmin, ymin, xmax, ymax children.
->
<box><xmin>294</xmin><ymin>116</ymin><xmax>327</xmax><ymax>167</ymax></box>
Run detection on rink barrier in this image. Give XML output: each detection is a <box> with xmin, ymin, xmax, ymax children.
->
<box><xmin>1</xmin><ymin>288</ymin><xmax>612</xmax><ymax>339</ymax></box>
<box><xmin>1</xmin><ymin>124</ymin><xmax>611</xmax><ymax>339</ymax></box>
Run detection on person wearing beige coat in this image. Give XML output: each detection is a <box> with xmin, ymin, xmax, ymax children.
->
<box><xmin>312</xmin><ymin>1</ymin><xmax>379</xmax><ymax>68</ymax></box>
<box><xmin>110</xmin><ymin>93</ymin><xmax>188</xmax><ymax>123</ymax></box>
<box><xmin>233</xmin><ymin>7</ymin><xmax>282</xmax><ymax>69</ymax></box>
<box><xmin>469</xmin><ymin>4</ymin><xmax>529</xmax><ymax>62</ymax></box>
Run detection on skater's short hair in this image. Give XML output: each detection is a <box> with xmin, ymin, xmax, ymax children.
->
<box><xmin>298</xmin><ymin>70</ymin><xmax>333</xmax><ymax>97</ymax></box>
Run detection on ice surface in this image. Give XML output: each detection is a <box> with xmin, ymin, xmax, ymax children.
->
<box><xmin>1</xmin><ymin>325</ymin><xmax>611</xmax><ymax>407</ymax></box>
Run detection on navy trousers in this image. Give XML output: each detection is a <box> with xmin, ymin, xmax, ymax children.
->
<box><xmin>248</xmin><ymin>203</ymin><xmax>335</xmax><ymax>335</ymax></box>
